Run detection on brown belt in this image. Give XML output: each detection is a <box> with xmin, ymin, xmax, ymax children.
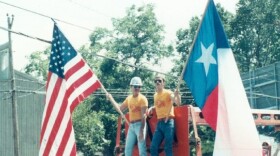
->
<box><xmin>157</xmin><ymin>117</ymin><xmax>175</xmax><ymax>122</ymax></box>
<box><xmin>130</xmin><ymin>119</ymin><xmax>142</xmax><ymax>124</ymax></box>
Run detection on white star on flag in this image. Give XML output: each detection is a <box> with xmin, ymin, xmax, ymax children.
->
<box><xmin>39</xmin><ymin>24</ymin><xmax>101</xmax><ymax>156</ymax></box>
<box><xmin>195</xmin><ymin>42</ymin><xmax>217</xmax><ymax>76</ymax></box>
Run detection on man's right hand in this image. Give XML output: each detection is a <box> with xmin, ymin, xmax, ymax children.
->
<box><xmin>106</xmin><ymin>93</ymin><xmax>113</xmax><ymax>101</ymax></box>
<box><xmin>147</xmin><ymin>106</ymin><xmax>154</xmax><ymax>117</ymax></box>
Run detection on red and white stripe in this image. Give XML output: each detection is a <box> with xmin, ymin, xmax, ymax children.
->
<box><xmin>213</xmin><ymin>48</ymin><xmax>262</xmax><ymax>156</ymax></box>
<box><xmin>39</xmin><ymin>54</ymin><xmax>101</xmax><ymax>156</ymax></box>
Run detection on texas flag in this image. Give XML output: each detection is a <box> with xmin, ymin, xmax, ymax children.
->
<box><xmin>183</xmin><ymin>0</ymin><xmax>262</xmax><ymax>155</ymax></box>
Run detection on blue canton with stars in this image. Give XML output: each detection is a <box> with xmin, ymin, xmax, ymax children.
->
<box><xmin>49</xmin><ymin>24</ymin><xmax>77</xmax><ymax>78</ymax></box>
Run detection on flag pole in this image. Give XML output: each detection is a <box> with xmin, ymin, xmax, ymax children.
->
<box><xmin>165</xmin><ymin>0</ymin><xmax>212</xmax><ymax>123</ymax></box>
<box><xmin>51</xmin><ymin>19</ymin><xmax>129</xmax><ymax>125</ymax></box>
<box><xmin>176</xmin><ymin>0</ymin><xmax>211</xmax><ymax>89</ymax></box>
<box><xmin>97</xmin><ymin>80</ymin><xmax>130</xmax><ymax>125</ymax></box>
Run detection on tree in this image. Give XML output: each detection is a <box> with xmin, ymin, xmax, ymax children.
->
<box><xmin>73</xmin><ymin>98</ymin><xmax>110</xmax><ymax>155</ymax></box>
<box><xmin>87</xmin><ymin>4</ymin><xmax>174</xmax><ymax>154</ymax></box>
<box><xmin>23</xmin><ymin>45</ymin><xmax>99</xmax><ymax>81</ymax></box>
<box><xmin>24</xmin><ymin>4</ymin><xmax>173</xmax><ymax>154</ymax></box>
<box><xmin>24</xmin><ymin>45</ymin><xmax>111</xmax><ymax>154</ymax></box>
<box><xmin>174</xmin><ymin>3</ymin><xmax>234</xmax><ymax>155</ymax></box>
<box><xmin>230</xmin><ymin>0</ymin><xmax>280</xmax><ymax>72</ymax></box>
<box><xmin>174</xmin><ymin>3</ymin><xmax>234</xmax><ymax>105</ymax></box>
<box><xmin>88</xmin><ymin>4</ymin><xmax>174</xmax><ymax>112</ymax></box>
<box><xmin>24</xmin><ymin>48</ymin><xmax>50</xmax><ymax>81</ymax></box>
<box><xmin>175</xmin><ymin>3</ymin><xmax>234</xmax><ymax>65</ymax></box>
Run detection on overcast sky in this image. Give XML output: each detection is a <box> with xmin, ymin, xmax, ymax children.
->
<box><xmin>0</xmin><ymin>0</ymin><xmax>238</xmax><ymax>71</ymax></box>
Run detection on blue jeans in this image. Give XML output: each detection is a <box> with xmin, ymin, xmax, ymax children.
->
<box><xmin>150</xmin><ymin>119</ymin><xmax>174</xmax><ymax>156</ymax></box>
<box><xmin>125</xmin><ymin>121</ymin><xmax>147</xmax><ymax>156</ymax></box>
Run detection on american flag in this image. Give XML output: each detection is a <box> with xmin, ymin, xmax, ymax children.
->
<box><xmin>39</xmin><ymin>24</ymin><xmax>101</xmax><ymax>156</ymax></box>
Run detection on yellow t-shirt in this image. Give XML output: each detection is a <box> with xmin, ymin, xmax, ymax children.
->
<box><xmin>154</xmin><ymin>89</ymin><xmax>175</xmax><ymax>119</ymax></box>
<box><xmin>123</xmin><ymin>93</ymin><xmax>148</xmax><ymax>121</ymax></box>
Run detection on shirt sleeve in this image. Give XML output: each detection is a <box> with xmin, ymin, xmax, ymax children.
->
<box><xmin>122</xmin><ymin>96</ymin><xmax>129</xmax><ymax>107</ymax></box>
<box><xmin>141</xmin><ymin>96</ymin><xmax>148</xmax><ymax>107</ymax></box>
<box><xmin>167</xmin><ymin>90</ymin><xmax>173</xmax><ymax>101</ymax></box>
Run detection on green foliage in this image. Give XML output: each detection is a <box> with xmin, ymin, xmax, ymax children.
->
<box><xmin>98</xmin><ymin>112</ymin><xmax>118</xmax><ymax>155</ymax></box>
<box><xmin>87</xmin><ymin>4</ymin><xmax>174</xmax><ymax>154</ymax></box>
<box><xmin>174</xmin><ymin>4</ymin><xmax>234</xmax><ymax>106</ymax></box>
<box><xmin>111</xmin><ymin>4</ymin><xmax>172</xmax><ymax>64</ymax></box>
<box><xmin>174</xmin><ymin>1</ymin><xmax>280</xmax><ymax>154</ymax></box>
<box><xmin>231</xmin><ymin>0</ymin><xmax>280</xmax><ymax>72</ymax></box>
<box><xmin>24</xmin><ymin>47</ymin><xmax>50</xmax><ymax>81</ymax></box>
<box><xmin>189</xmin><ymin>126</ymin><xmax>215</xmax><ymax>156</ymax></box>
<box><xmin>25</xmin><ymin>1</ymin><xmax>280</xmax><ymax>154</ymax></box>
<box><xmin>175</xmin><ymin>4</ymin><xmax>233</xmax><ymax>66</ymax></box>
<box><xmin>79</xmin><ymin>46</ymin><xmax>101</xmax><ymax>68</ymax></box>
<box><xmin>73</xmin><ymin>99</ymin><xmax>110</xmax><ymax>155</ymax></box>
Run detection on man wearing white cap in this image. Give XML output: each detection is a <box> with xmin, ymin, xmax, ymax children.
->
<box><xmin>107</xmin><ymin>76</ymin><xmax>148</xmax><ymax>156</ymax></box>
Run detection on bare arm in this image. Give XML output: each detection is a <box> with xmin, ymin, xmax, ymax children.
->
<box><xmin>139</xmin><ymin>106</ymin><xmax>147</xmax><ymax>141</ymax></box>
<box><xmin>171</xmin><ymin>89</ymin><xmax>181</xmax><ymax>106</ymax></box>
<box><xmin>141</xmin><ymin>106</ymin><xmax>148</xmax><ymax>121</ymax></box>
<box><xmin>119</xmin><ymin>103</ymin><xmax>127</xmax><ymax>112</ymax></box>
<box><xmin>106</xmin><ymin>93</ymin><xmax>127</xmax><ymax>112</ymax></box>
<box><xmin>147</xmin><ymin>106</ymin><xmax>155</xmax><ymax>116</ymax></box>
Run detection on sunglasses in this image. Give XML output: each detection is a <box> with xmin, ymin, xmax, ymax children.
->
<box><xmin>133</xmin><ymin>86</ymin><xmax>141</xmax><ymax>89</ymax></box>
<box><xmin>154</xmin><ymin>79</ymin><xmax>162</xmax><ymax>83</ymax></box>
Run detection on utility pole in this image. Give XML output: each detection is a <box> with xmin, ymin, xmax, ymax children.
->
<box><xmin>7</xmin><ymin>14</ymin><xmax>19</xmax><ymax>156</ymax></box>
